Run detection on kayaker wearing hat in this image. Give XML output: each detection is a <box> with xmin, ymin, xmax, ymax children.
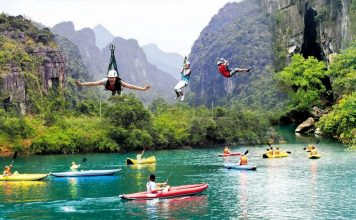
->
<box><xmin>3</xmin><ymin>164</ymin><xmax>18</xmax><ymax>176</ymax></box>
<box><xmin>76</xmin><ymin>70</ymin><xmax>151</xmax><ymax>94</ymax></box>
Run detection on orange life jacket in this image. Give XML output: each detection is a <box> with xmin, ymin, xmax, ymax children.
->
<box><xmin>240</xmin><ymin>155</ymin><xmax>248</xmax><ymax>165</ymax></box>
<box><xmin>311</xmin><ymin>149</ymin><xmax>318</xmax><ymax>155</ymax></box>
<box><xmin>4</xmin><ymin>167</ymin><xmax>11</xmax><ymax>176</ymax></box>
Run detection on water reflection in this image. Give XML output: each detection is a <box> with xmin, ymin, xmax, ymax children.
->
<box><xmin>0</xmin><ymin>181</ymin><xmax>47</xmax><ymax>203</ymax></box>
<box><xmin>129</xmin><ymin>164</ymin><xmax>156</xmax><ymax>173</ymax></box>
<box><xmin>239</xmin><ymin>172</ymin><xmax>248</xmax><ymax>219</ymax></box>
<box><xmin>68</xmin><ymin>178</ymin><xmax>78</xmax><ymax>198</ymax></box>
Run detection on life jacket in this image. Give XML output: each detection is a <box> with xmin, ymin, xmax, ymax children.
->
<box><xmin>105</xmin><ymin>77</ymin><xmax>122</xmax><ymax>95</ymax></box>
<box><xmin>311</xmin><ymin>149</ymin><xmax>318</xmax><ymax>155</ymax></box>
<box><xmin>3</xmin><ymin>167</ymin><xmax>11</xmax><ymax>176</ymax></box>
<box><xmin>240</xmin><ymin>155</ymin><xmax>248</xmax><ymax>165</ymax></box>
<box><xmin>218</xmin><ymin>64</ymin><xmax>231</xmax><ymax>78</ymax></box>
<box><xmin>275</xmin><ymin>150</ymin><xmax>280</xmax><ymax>155</ymax></box>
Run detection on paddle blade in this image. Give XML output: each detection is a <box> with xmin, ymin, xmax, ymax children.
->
<box><xmin>286</xmin><ymin>151</ymin><xmax>291</xmax><ymax>154</ymax></box>
<box><xmin>244</xmin><ymin>150</ymin><xmax>249</xmax><ymax>155</ymax></box>
<box><xmin>267</xmin><ymin>143</ymin><xmax>271</xmax><ymax>147</ymax></box>
<box><xmin>13</xmin><ymin>151</ymin><xmax>18</xmax><ymax>160</ymax></box>
<box><xmin>126</xmin><ymin>158</ymin><xmax>134</xmax><ymax>165</ymax></box>
<box><xmin>303</xmin><ymin>147</ymin><xmax>307</xmax><ymax>150</ymax></box>
<box><xmin>82</xmin><ymin>158</ymin><xmax>87</xmax><ymax>163</ymax></box>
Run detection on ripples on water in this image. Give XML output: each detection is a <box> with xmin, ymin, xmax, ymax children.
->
<box><xmin>0</xmin><ymin>142</ymin><xmax>355</xmax><ymax>219</ymax></box>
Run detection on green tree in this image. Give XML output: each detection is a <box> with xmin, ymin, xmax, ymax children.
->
<box><xmin>328</xmin><ymin>41</ymin><xmax>356</xmax><ymax>99</ymax></box>
<box><xmin>317</xmin><ymin>93</ymin><xmax>356</xmax><ymax>148</ymax></box>
<box><xmin>276</xmin><ymin>54</ymin><xmax>332</xmax><ymax>112</ymax></box>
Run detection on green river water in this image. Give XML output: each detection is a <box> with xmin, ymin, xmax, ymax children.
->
<box><xmin>0</xmin><ymin>128</ymin><xmax>355</xmax><ymax>219</ymax></box>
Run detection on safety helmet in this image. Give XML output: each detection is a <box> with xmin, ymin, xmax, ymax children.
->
<box><xmin>107</xmin><ymin>70</ymin><xmax>118</xmax><ymax>78</ymax></box>
<box><xmin>185</xmin><ymin>61</ymin><xmax>190</xmax><ymax>65</ymax></box>
<box><xmin>217</xmin><ymin>61</ymin><xmax>224</xmax><ymax>66</ymax></box>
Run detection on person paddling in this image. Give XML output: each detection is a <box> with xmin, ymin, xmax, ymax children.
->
<box><xmin>268</xmin><ymin>147</ymin><xmax>274</xmax><ymax>156</ymax></box>
<box><xmin>146</xmin><ymin>174</ymin><xmax>170</xmax><ymax>192</ymax></box>
<box><xmin>217</xmin><ymin>58</ymin><xmax>252</xmax><ymax>78</ymax></box>
<box><xmin>70</xmin><ymin>162</ymin><xmax>80</xmax><ymax>171</ymax></box>
<box><xmin>310</xmin><ymin>146</ymin><xmax>318</xmax><ymax>156</ymax></box>
<box><xmin>223</xmin><ymin>146</ymin><xmax>231</xmax><ymax>154</ymax></box>
<box><xmin>274</xmin><ymin>147</ymin><xmax>280</xmax><ymax>155</ymax></box>
<box><xmin>136</xmin><ymin>150</ymin><xmax>145</xmax><ymax>161</ymax></box>
<box><xmin>76</xmin><ymin>70</ymin><xmax>150</xmax><ymax>94</ymax></box>
<box><xmin>237</xmin><ymin>152</ymin><xmax>248</xmax><ymax>166</ymax></box>
<box><xmin>3</xmin><ymin>164</ymin><xmax>18</xmax><ymax>176</ymax></box>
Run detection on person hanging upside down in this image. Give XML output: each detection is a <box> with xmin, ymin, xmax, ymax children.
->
<box><xmin>217</xmin><ymin>58</ymin><xmax>252</xmax><ymax>78</ymax></box>
<box><xmin>76</xmin><ymin>70</ymin><xmax>150</xmax><ymax>95</ymax></box>
<box><xmin>174</xmin><ymin>57</ymin><xmax>191</xmax><ymax>101</ymax></box>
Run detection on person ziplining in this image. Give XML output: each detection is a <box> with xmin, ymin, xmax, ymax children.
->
<box><xmin>217</xmin><ymin>58</ymin><xmax>252</xmax><ymax>78</ymax></box>
<box><xmin>174</xmin><ymin>56</ymin><xmax>191</xmax><ymax>101</ymax></box>
<box><xmin>76</xmin><ymin>44</ymin><xmax>150</xmax><ymax>94</ymax></box>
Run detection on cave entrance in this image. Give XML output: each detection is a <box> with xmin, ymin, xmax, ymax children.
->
<box><xmin>301</xmin><ymin>3</ymin><xmax>324</xmax><ymax>61</ymax></box>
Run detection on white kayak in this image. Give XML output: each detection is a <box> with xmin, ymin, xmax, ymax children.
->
<box><xmin>51</xmin><ymin>169</ymin><xmax>121</xmax><ymax>177</ymax></box>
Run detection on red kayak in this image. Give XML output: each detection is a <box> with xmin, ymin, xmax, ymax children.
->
<box><xmin>218</xmin><ymin>152</ymin><xmax>241</xmax><ymax>157</ymax></box>
<box><xmin>119</xmin><ymin>183</ymin><xmax>208</xmax><ymax>200</ymax></box>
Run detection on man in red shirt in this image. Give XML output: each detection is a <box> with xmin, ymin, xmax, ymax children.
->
<box><xmin>217</xmin><ymin>58</ymin><xmax>252</xmax><ymax>78</ymax></box>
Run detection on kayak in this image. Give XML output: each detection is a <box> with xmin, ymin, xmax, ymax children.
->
<box><xmin>218</xmin><ymin>152</ymin><xmax>241</xmax><ymax>157</ymax></box>
<box><xmin>126</xmin><ymin>156</ymin><xmax>156</xmax><ymax>165</ymax></box>
<box><xmin>120</xmin><ymin>183</ymin><xmax>208</xmax><ymax>200</ymax></box>
<box><xmin>51</xmin><ymin>169</ymin><xmax>121</xmax><ymax>177</ymax></box>
<box><xmin>308</xmin><ymin>154</ymin><xmax>321</xmax><ymax>159</ymax></box>
<box><xmin>0</xmin><ymin>174</ymin><xmax>48</xmax><ymax>181</ymax></box>
<box><xmin>224</xmin><ymin>163</ymin><xmax>256</xmax><ymax>170</ymax></box>
<box><xmin>263</xmin><ymin>152</ymin><xmax>289</xmax><ymax>158</ymax></box>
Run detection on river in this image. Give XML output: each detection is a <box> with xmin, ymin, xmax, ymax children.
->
<box><xmin>0</xmin><ymin>130</ymin><xmax>355</xmax><ymax>219</ymax></box>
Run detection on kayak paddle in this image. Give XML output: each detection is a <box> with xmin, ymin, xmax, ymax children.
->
<box><xmin>10</xmin><ymin>151</ymin><xmax>18</xmax><ymax>166</ymax></box>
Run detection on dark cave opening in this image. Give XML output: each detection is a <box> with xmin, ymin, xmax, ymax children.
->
<box><xmin>301</xmin><ymin>3</ymin><xmax>324</xmax><ymax>61</ymax></box>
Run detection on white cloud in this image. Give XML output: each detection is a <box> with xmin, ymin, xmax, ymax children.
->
<box><xmin>0</xmin><ymin>0</ymin><xmax>241</xmax><ymax>55</ymax></box>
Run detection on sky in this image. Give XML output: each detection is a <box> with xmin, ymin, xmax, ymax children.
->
<box><xmin>0</xmin><ymin>0</ymin><xmax>241</xmax><ymax>55</ymax></box>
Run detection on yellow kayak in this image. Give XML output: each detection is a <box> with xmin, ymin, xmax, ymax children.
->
<box><xmin>126</xmin><ymin>156</ymin><xmax>156</xmax><ymax>165</ymax></box>
<box><xmin>0</xmin><ymin>174</ymin><xmax>49</xmax><ymax>181</ymax></box>
<box><xmin>263</xmin><ymin>152</ymin><xmax>289</xmax><ymax>158</ymax></box>
<box><xmin>308</xmin><ymin>154</ymin><xmax>321</xmax><ymax>159</ymax></box>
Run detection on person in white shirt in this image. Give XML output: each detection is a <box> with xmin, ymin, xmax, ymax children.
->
<box><xmin>146</xmin><ymin>174</ymin><xmax>170</xmax><ymax>192</ymax></box>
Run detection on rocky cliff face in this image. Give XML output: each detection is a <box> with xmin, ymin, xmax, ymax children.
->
<box><xmin>93</xmin><ymin>24</ymin><xmax>114</xmax><ymax>50</ymax></box>
<box><xmin>52</xmin><ymin>22</ymin><xmax>105</xmax><ymax>80</ymax></box>
<box><xmin>188</xmin><ymin>0</ymin><xmax>276</xmax><ymax>106</ymax></box>
<box><xmin>0</xmin><ymin>25</ymin><xmax>66</xmax><ymax>114</ymax></box>
<box><xmin>53</xmin><ymin>21</ymin><xmax>177</xmax><ymax>103</ymax></box>
<box><xmin>188</xmin><ymin>0</ymin><xmax>354</xmax><ymax>107</ymax></box>
<box><xmin>265</xmin><ymin>0</ymin><xmax>353</xmax><ymax>64</ymax></box>
<box><xmin>142</xmin><ymin>43</ymin><xmax>184</xmax><ymax>80</ymax></box>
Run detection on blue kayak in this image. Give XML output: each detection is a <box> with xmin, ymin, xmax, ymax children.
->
<box><xmin>224</xmin><ymin>163</ymin><xmax>257</xmax><ymax>170</ymax></box>
<box><xmin>51</xmin><ymin>169</ymin><xmax>121</xmax><ymax>177</ymax></box>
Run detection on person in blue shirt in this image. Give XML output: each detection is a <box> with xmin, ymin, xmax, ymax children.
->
<box><xmin>174</xmin><ymin>57</ymin><xmax>191</xmax><ymax>101</ymax></box>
